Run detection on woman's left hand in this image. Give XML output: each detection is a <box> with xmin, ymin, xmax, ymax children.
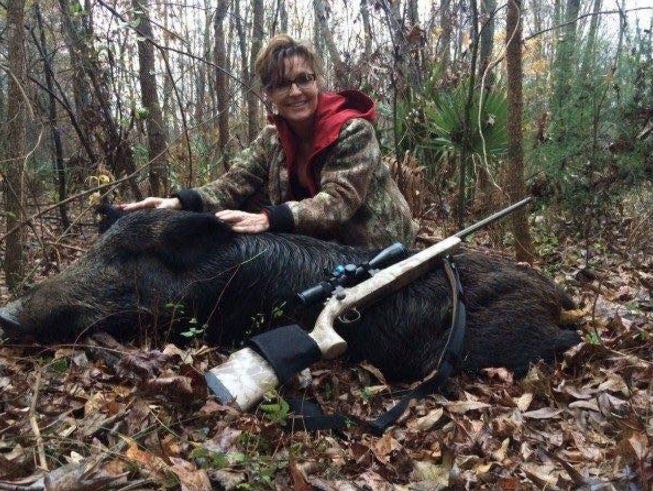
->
<box><xmin>215</xmin><ymin>210</ymin><xmax>270</xmax><ymax>233</ymax></box>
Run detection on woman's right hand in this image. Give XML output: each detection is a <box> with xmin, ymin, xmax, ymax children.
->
<box><xmin>119</xmin><ymin>197</ymin><xmax>182</xmax><ymax>212</ymax></box>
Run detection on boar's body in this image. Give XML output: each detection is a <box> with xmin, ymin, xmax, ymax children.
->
<box><xmin>2</xmin><ymin>209</ymin><xmax>581</xmax><ymax>381</ymax></box>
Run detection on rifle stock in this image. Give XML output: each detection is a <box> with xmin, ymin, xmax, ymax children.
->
<box><xmin>311</xmin><ymin>235</ymin><xmax>462</xmax><ymax>355</ymax></box>
<box><xmin>205</xmin><ymin>197</ymin><xmax>532</xmax><ymax>410</ymax></box>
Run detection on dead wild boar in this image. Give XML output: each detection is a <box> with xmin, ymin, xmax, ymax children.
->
<box><xmin>0</xmin><ymin>208</ymin><xmax>581</xmax><ymax>381</ymax></box>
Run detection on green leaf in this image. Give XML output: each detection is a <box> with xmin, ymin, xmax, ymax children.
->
<box><xmin>260</xmin><ymin>395</ymin><xmax>290</xmax><ymax>425</ymax></box>
<box><xmin>50</xmin><ymin>358</ymin><xmax>69</xmax><ymax>373</ymax></box>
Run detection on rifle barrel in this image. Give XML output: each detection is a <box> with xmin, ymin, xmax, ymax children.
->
<box><xmin>455</xmin><ymin>196</ymin><xmax>533</xmax><ymax>240</ymax></box>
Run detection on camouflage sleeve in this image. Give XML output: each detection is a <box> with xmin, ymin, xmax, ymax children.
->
<box><xmin>288</xmin><ymin>118</ymin><xmax>379</xmax><ymax>236</ymax></box>
<box><xmin>186</xmin><ymin>126</ymin><xmax>276</xmax><ymax>213</ymax></box>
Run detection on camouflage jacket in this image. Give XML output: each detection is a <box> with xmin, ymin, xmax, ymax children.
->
<box><xmin>175</xmin><ymin>92</ymin><xmax>417</xmax><ymax>249</ymax></box>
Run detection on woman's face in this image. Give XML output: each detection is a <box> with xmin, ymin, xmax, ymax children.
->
<box><xmin>266</xmin><ymin>55</ymin><xmax>319</xmax><ymax>128</ymax></box>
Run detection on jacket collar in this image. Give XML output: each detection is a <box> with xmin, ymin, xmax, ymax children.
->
<box><xmin>271</xmin><ymin>90</ymin><xmax>376</xmax><ymax>196</ymax></box>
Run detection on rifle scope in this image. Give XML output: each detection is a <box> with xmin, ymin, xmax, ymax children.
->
<box><xmin>296</xmin><ymin>242</ymin><xmax>408</xmax><ymax>306</ymax></box>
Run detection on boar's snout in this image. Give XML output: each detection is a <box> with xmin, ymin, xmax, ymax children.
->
<box><xmin>0</xmin><ymin>301</ymin><xmax>23</xmax><ymax>341</ymax></box>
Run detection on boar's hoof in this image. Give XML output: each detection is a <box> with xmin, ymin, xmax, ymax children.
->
<box><xmin>0</xmin><ymin>302</ymin><xmax>22</xmax><ymax>339</ymax></box>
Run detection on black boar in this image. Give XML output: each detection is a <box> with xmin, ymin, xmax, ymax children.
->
<box><xmin>0</xmin><ymin>209</ymin><xmax>581</xmax><ymax>382</ymax></box>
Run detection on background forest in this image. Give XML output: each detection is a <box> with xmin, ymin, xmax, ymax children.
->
<box><xmin>0</xmin><ymin>0</ymin><xmax>652</xmax><ymax>289</ymax></box>
<box><xmin>1</xmin><ymin>0</ymin><xmax>653</xmax><ymax>490</ymax></box>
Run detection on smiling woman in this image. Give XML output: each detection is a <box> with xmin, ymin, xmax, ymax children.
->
<box><xmin>265</xmin><ymin>62</ymin><xmax>319</xmax><ymax>129</ymax></box>
<box><xmin>120</xmin><ymin>34</ymin><xmax>417</xmax><ymax>249</ymax></box>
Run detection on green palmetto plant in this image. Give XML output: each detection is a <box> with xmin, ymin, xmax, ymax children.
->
<box><xmin>395</xmin><ymin>71</ymin><xmax>509</xmax><ymax>210</ymax></box>
<box><xmin>421</xmin><ymin>78</ymin><xmax>509</xmax><ymax>168</ymax></box>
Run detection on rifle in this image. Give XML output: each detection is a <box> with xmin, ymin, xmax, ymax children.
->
<box><xmin>205</xmin><ymin>197</ymin><xmax>533</xmax><ymax>410</ymax></box>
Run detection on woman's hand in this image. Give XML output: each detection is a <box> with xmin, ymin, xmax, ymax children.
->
<box><xmin>119</xmin><ymin>197</ymin><xmax>182</xmax><ymax>212</ymax></box>
<box><xmin>215</xmin><ymin>210</ymin><xmax>270</xmax><ymax>233</ymax></box>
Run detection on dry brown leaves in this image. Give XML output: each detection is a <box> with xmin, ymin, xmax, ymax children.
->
<box><xmin>1</xmin><ymin>200</ymin><xmax>652</xmax><ymax>490</ymax></box>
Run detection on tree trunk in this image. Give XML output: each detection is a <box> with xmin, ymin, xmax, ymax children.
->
<box><xmin>528</xmin><ymin>0</ymin><xmax>547</xmax><ymax>109</ymax></box>
<box><xmin>58</xmin><ymin>0</ymin><xmax>97</xmax><ymax>164</ymax></box>
<box><xmin>0</xmin><ymin>73</ymin><xmax>5</xmax><ymax>123</ymax></box>
<box><xmin>478</xmin><ymin>0</ymin><xmax>496</xmax><ymax>90</ymax></box>
<box><xmin>3</xmin><ymin>0</ymin><xmax>27</xmax><ymax>291</ymax></box>
<box><xmin>381</xmin><ymin>0</ymin><xmax>410</xmax><ymax>97</ymax></box>
<box><xmin>457</xmin><ymin>0</ymin><xmax>480</xmax><ymax>227</ymax></box>
<box><xmin>612</xmin><ymin>0</ymin><xmax>626</xmax><ymax>101</ymax></box>
<box><xmin>234</xmin><ymin>0</ymin><xmax>250</xmax><ymax>143</ymax></box>
<box><xmin>214</xmin><ymin>0</ymin><xmax>230</xmax><ymax>170</ymax></box>
<box><xmin>406</xmin><ymin>0</ymin><xmax>419</xmax><ymax>26</ymax></box>
<box><xmin>506</xmin><ymin>0</ymin><xmax>534</xmax><ymax>262</ymax></box>
<box><xmin>552</xmin><ymin>0</ymin><xmax>580</xmax><ymax>142</ymax></box>
<box><xmin>248</xmin><ymin>0</ymin><xmax>264</xmax><ymax>142</ymax></box>
<box><xmin>194</xmin><ymin>3</ymin><xmax>210</xmax><ymax>129</ymax></box>
<box><xmin>360</xmin><ymin>0</ymin><xmax>373</xmax><ymax>62</ymax></box>
<box><xmin>162</xmin><ymin>1</ymin><xmax>178</xmax><ymax>137</ymax></box>
<box><xmin>312</xmin><ymin>8</ymin><xmax>323</xmax><ymax>58</ymax></box>
<box><xmin>34</xmin><ymin>2</ymin><xmax>70</xmax><ymax>229</ymax></box>
<box><xmin>133</xmin><ymin>0</ymin><xmax>168</xmax><ymax>196</ymax></box>
<box><xmin>278</xmin><ymin>0</ymin><xmax>288</xmax><ymax>33</ymax></box>
<box><xmin>59</xmin><ymin>0</ymin><xmax>142</xmax><ymax>199</ymax></box>
<box><xmin>313</xmin><ymin>0</ymin><xmax>347</xmax><ymax>88</ymax></box>
<box><xmin>63</xmin><ymin>3</ymin><xmax>90</xmax><ymax>123</ymax></box>
<box><xmin>580</xmin><ymin>0</ymin><xmax>603</xmax><ymax>77</ymax></box>
<box><xmin>439</xmin><ymin>0</ymin><xmax>452</xmax><ymax>70</ymax></box>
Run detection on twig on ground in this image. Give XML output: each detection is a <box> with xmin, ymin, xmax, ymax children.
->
<box><xmin>28</xmin><ymin>370</ymin><xmax>48</xmax><ymax>472</ymax></box>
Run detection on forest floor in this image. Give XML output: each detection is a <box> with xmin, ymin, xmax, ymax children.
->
<box><xmin>0</xmin><ymin>188</ymin><xmax>652</xmax><ymax>491</ymax></box>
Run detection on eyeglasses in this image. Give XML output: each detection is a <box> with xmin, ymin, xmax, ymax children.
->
<box><xmin>267</xmin><ymin>73</ymin><xmax>316</xmax><ymax>95</ymax></box>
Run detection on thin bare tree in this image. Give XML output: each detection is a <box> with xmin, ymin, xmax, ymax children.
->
<box><xmin>3</xmin><ymin>0</ymin><xmax>28</xmax><ymax>290</ymax></box>
<box><xmin>552</xmin><ymin>0</ymin><xmax>581</xmax><ymax>142</ymax></box>
<box><xmin>314</xmin><ymin>0</ymin><xmax>348</xmax><ymax>88</ymax></box>
<box><xmin>59</xmin><ymin>0</ymin><xmax>142</xmax><ymax>198</ymax></box>
<box><xmin>133</xmin><ymin>0</ymin><xmax>168</xmax><ymax>196</ymax></box>
<box><xmin>479</xmin><ymin>0</ymin><xmax>497</xmax><ymax>89</ymax></box>
<box><xmin>248</xmin><ymin>0</ymin><xmax>264</xmax><ymax>142</ymax></box>
<box><xmin>214</xmin><ymin>0</ymin><xmax>230</xmax><ymax>169</ymax></box>
<box><xmin>33</xmin><ymin>1</ymin><xmax>70</xmax><ymax>228</ymax></box>
<box><xmin>439</xmin><ymin>0</ymin><xmax>452</xmax><ymax>70</ymax></box>
<box><xmin>506</xmin><ymin>0</ymin><xmax>533</xmax><ymax>261</ymax></box>
<box><xmin>278</xmin><ymin>0</ymin><xmax>288</xmax><ymax>32</ymax></box>
<box><xmin>580</xmin><ymin>0</ymin><xmax>603</xmax><ymax>77</ymax></box>
<box><xmin>360</xmin><ymin>0</ymin><xmax>373</xmax><ymax>63</ymax></box>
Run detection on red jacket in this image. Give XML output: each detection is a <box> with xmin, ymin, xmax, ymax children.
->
<box><xmin>272</xmin><ymin>91</ymin><xmax>377</xmax><ymax>197</ymax></box>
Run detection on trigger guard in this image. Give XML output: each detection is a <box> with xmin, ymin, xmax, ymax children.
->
<box><xmin>338</xmin><ymin>308</ymin><xmax>361</xmax><ymax>324</ymax></box>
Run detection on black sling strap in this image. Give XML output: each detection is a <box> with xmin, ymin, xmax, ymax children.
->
<box><xmin>286</xmin><ymin>255</ymin><xmax>467</xmax><ymax>435</ymax></box>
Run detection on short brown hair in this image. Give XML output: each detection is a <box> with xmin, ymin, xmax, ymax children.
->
<box><xmin>255</xmin><ymin>34</ymin><xmax>323</xmax><ymax>90</ymax></box>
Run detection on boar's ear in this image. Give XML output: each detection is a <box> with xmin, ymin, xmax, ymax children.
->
<box><xmin>155</xmin><ymin>212</ymin><xmax>234</xmax><ymax>270</ymax></box>
<box><xmin>96</xmin><ymin>203</ymin><xmax>127</xmax><ymax>233</ymax></box>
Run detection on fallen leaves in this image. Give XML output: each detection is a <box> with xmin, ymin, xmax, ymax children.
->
<box><xmin>0</xmin><ymin>312</ymin><xmax>651</xmax><ymax>491</ymax></box>
<box><xmin>1</xmin><ymin>305</ymin><xmax>651</xmax><ymax>491</ymax></box>
<box><xmin>445</xmin><ymin>399</ymin><xmax>491</xmax><ymax>414</ymax></box>
<box><xmin>522</xmin><ymin>407</ymin><xmax>563</xmax><ymax>420</ymax></box>
<box><xmin>0</xmin><ymin>457</ymin><xmax>130</xmax><ymax>491</ymax></box>
<box><xmin>406</xmin><ymin>407</ymin><xmax>444</xmax><ymax>432</ymax></box>
<box><xmin>168</xmin><ymin>457</ymin><xmax>211</xmax><ymax>491</ymax></box>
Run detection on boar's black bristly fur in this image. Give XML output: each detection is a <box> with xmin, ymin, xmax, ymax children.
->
<box><xmin>3</xmin><ymin>207</ymin><xmax>581</xmax><ymax>383</ymax></box>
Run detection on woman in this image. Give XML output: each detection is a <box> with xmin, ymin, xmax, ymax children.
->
<box><xmin>122</xmin><ymin>34</ymin><xmax>416</xmax><ymax>248</ymax></box>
